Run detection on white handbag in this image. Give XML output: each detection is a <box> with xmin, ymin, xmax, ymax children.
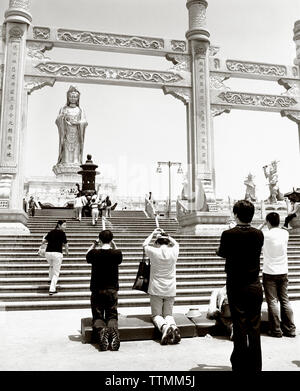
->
<box><xmin>38</xmin><ymin>236</ymin><xmax>47</xmax><ymax>257</ymax></box>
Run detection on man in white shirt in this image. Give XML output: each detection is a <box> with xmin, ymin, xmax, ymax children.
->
<box><xmin>259</xmin><ymin>212</ymin><xmax>296</xmax><ymax>337</ymax></box>
<box><xmin>143</xmin><ymin>228</ymin><xmax>180</xmax><ymax>345</ymax></box>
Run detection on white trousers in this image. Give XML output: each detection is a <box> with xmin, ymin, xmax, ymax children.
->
<box><xmin>150</xmin><ymin>295</ymin><xmax>176</xmax><ymax>332</ymax></box>
<box><xmin>75</xmin><ymin>206</ymin><xmax>82</xmax><ymax>221</ymax></box>
<box><xmin>91</xmin><ymin>209</ymin><xmax>99</xmax><ymax>225</ymax></box>
<box><xmin>45</xmin><ymin>252</ymin><xmax>63</xmax><ymax>292</ymax></box>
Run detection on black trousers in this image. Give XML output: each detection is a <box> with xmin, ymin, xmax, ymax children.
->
<box><xmin>91</xmin><ymin>288</ymin><xmax>118</xmax><ymax>331</ymax></box>
<box><xmin>284</xmin><ymin>213</ymin><xmax>296</xmax><ymax>228</ymax></box>
<box><xmin>227</xmin><ymin>281</ymin><xmax>263</xmax><ymax>372</ymax></box>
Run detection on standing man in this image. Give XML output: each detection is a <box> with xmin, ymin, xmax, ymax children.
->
<box><xmin>259</xmin><ymin>212</ymin><xmax>296</xmax><ymax>337</ymax></box>
<box><xmin>86</xmin><ymin>230</ymin><xmax>123</xmax><ymax>351</ymax></box>
<box><xmin>42</xmin><ymin>220</ymin><xmax>69</xmax><ymax>295</ymax></box>
<box><xmin>28</xmin><ymin>196</ymin><xmax>38</xmax><ymax>217</ymax></box>
<box><xmin>216</xmin><ymin>200</ymin><xmax>264</xmax><ymax>372</ymax></box>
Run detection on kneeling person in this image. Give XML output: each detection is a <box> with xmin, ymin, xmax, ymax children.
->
<box><xmin>86</xmin><ymin>230</ymin><xmax>123</xmax><ymax>351</ymax></box>
<box><xmin>143</xmin><ymin>228</ymin><xmax>181</xmax><ymax>345</ymax></box>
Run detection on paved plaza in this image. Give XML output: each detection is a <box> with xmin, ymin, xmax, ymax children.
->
<box><xmin>0</xmin><ymin>302</ymin><xmax>299</xmax><ymax>372</ymax></box>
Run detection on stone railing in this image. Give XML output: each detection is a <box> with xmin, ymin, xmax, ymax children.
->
<box><xmin>176</xmin><ymin>199</ymin><xmax>190</xmax><ymax>220</ymax></box>
<box><xmin>145</xmin><ymin>198</ymin><xmax>156</xmax><ymax>218</ymax></box>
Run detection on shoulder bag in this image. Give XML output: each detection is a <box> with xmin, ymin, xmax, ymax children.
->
<box><xmin>38</xmin><ymin>236</ymin><xmax>47</xmax><ymax>257</ymax></box>
<box><xmin>132</xmin><ymin>248</ymin><xmax>150</xmax><ymax>293</ymax></box>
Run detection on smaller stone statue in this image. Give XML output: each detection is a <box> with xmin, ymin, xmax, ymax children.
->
<box><xmin>263</xmin><ymin>160</ymin><xmax>284</xmax><ymax>203</ymax></box>
<box><xmin>244</xmin><ymin>173</ymin><xmax>257</xmax><ymax>202</ymax></box>
<box><xmin>181</xmin><ymin>173</ymin><xmax>189</xmax><ymax>200</ymax></box>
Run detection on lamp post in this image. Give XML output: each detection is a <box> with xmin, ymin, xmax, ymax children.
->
<box><xmin>156</xmin><ymin>161</ymin><xmax>183</xmax><ymax>217</ymax></box>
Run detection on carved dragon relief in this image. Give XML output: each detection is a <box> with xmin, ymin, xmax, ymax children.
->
<box><xmin>57</xmin><ymin>29</ymin><xmax>164</xmax><ymax>50</ymax></box>
<box><xmin>226</xmin><ymin>60</ymin><xmax>287</xmax><ymax>77</ymax></box>
<box><xmin>162</xmin><ymin>86</ymin><xmax>191</xmax><ymax>105</ymax></box>
<box><xmin>278</xmin><ymin>78</ymin><xmax>300</xmax><ymax>99</ymax></box>
<box><xmin>211</xmin><ymin>105</ymin><xmax>231</xmax><ymax>117</ymax></box>
<box><xmin>170</xmin><ymin>40</ymin><xmax>186</xmax><ymax>52</ymax></box>
<box><xmin>209</xmin><ymin>73</ymin><xmax>230</xmax><ymax>90</ymax></box>
<box><xmin>33</xmin><ymin>27</ymin><xmax>50</xmax><ymax>40</ymax></box>
<box><xmin>34</xmin><ymin>62</ymin><xmax>183</xmax><ymax>84</ymax></box>
<box><xmin>26</xmin><ymin>42</ymin><xmax>53</xmax><ymax>60</ymax></box>
<box><xmin>218</xmin><ymin>91</ymin><xmax>297</xmax><ymax>108</ymax></box>
<box><xmin>24</xmin><ymin>76</ymin><xmax>56</xmax><ymax>95</ymax></box>
<box><xmin>281</xmin><ymin>110</ymin><xmax>300</xmax><ymax>123</ymax></box>
<box><xmin>166</xmin><ymin>53</ymin><xmax>191</xmax><ymax>72</ymax></box>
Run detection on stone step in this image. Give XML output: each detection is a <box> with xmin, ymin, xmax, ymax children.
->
<box><xmin>2</xmin><ymin>278</ymin><xmax>300</xmax><ymax>293</ymax></box>
<box><xmin>0</xmin><ymin>296</ymin><xmax>210</xmax><ymax>311</ymax></box>
<box><xmin>0</xmin><ymin>258</ymin><xmax>300</xmax><ymax>270</ymax></box>
<box><xmin>0</xmin><ymin>287</ymin><xmax>233</xmax><ymax>302</ymax></box>
<box><xmin>0</xmin><ymin>262</ymin><xmax>227</xmax><ymax>270</ymax></box>
<box><xmin>0</xmin><ymin>273</ymin><xmax>228</xmax><ymax>285</ymax></box>
<box><xmin>0</xmin><ymin>281</ymin><xmax>227</xmax><ymax>293</ymax></box>
<box><xmin>1</xmin><ymin>270</ymin><xmax>300</xmax><ymax>285</ymax></box>
<box><xmin>2</xmin><ymin>266</ymin><xmax>300</xmax><ymax>278</ymax></box>
<box><xmin>2</xmin><ymin>293</ymin><xmax>300</xmax><ymax>311</ymax></box>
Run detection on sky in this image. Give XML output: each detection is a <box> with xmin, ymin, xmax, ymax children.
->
<box><xmin>1</xmin><ymin>0</ymin><xmax>300</xmax><ymax>202</ymax></box>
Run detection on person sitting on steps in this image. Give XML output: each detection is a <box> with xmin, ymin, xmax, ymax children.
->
<box><xmin>283</xmin><ymin>195</ymin><xmax>300</xmax><ymax>230</ymax></box>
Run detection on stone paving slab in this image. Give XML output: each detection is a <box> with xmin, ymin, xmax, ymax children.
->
<box><xmin>0</xmin><ymin>303</ymin><xmax>299</xmax><ymax>371</ymax></box>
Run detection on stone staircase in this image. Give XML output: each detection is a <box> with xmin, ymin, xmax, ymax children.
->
<box><xmin>0</xmin><ymin>214</ymin><xmax>300</xmax><ymax>311</ymax></box>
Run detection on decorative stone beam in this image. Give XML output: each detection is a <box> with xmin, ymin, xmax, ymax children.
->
<box><xmin>209</xmin><ymin>60</ymin><xmax>298</xmax><ymax>81</ymax></box>
<box><xmin>211</xmin><ymin>90</ymin><xmax>299</xmax><ymax>112</ymax></box>
<box><xmin>26</xmin><ymin>26</ymin><xmax>188</xmax><ymax>57</ymax></box>
<box><xmin>25</xmin><ymin>61</ymin><xmax>190</xmax><ymax>89</ymax></box>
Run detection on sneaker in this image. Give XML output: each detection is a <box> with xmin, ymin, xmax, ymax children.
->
<box><xmin>110</xmin><ymin>328</ymin><xmax>120</xmax><ymax>351</ymax></box>
<box><xmin>49</xmin><ymin>290</ymin><xmax>57</xmax><ymax>296</ymax></box>
<box><xmin>267</xmin><ymin>330</ymin><xmax>282</xmax><ymax>338</ymax></box>
<box><xmin>169</xmin><ymin>325</ymin><xmax>181</xmax><ymax>344</ymax></box>
<box><xmin>160</xmin><ymin>325</ymin><xmax>173</xmax><ymax>345</ymax></box>
<box><xmin>98</xmin><ymin>327</ymin><xmax>110</xmax><ymax>351</ymax></box>
<box><xmin>282</xmin><ymin>332</ymin><xmax>296</xmax><ymax>338</ymax></box>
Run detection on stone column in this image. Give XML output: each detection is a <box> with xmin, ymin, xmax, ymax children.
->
<box><xmin>293</xmin><ymin>20</ymin><xmax>300</xmax><ymax>151</ymax></box>
<box><xmin>185</xmin><ymin>0</ymin><xmax>216</xmax><ymax>212</ymax></box>
<box><xmin>0</xmin><ymin>0</ymin><xmax>32</xmax><ymax>234</ymax></box>
<box><xmin>177</xmin><ymin>0</ymin><xmax>229</xmax><ymax>235</ymax></box>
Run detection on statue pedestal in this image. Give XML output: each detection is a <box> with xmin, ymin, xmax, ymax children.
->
<box><xmin>52</xmin><ymin>163</ymin><xmax>81</xmax><ymax>182</ymax></box>
<box><xmin>0</xmin><ymin>210</ymin><xmax>30</xmax><ymax>235</ymax></box>
<box><xmin>177</xmin><ymin>211</ymin><xmax>230</xmax><ymax>236</ymax></box>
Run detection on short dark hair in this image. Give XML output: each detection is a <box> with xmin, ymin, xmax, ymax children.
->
<box><xmin>155</xmin><ymin>233</ymin><xmax>170</xmax><ymax>246</ymax></box>
<box><xmin>56</xmin><ymin>219</ymin><xmax>66</xmax><ymax>228</ymax></box>
<box><xmin>266</xmin><ymin>212</ymin><xmax>280</xmax><ymax>227</ymax></box>
<box><xmin>99</xmin><ymin>229</ymin><xmax>113</xmax><ymax>244</ymax></box>
<box><xmin>233</xmin><ymin>200</ymin><xmax>254</xmax><ymax>223</ymax></box>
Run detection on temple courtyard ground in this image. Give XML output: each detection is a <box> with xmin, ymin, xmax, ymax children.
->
<box><xmin>0</xmin><ymin>302</ymin><xmax>299</xmax><ymax>373</ymax></box>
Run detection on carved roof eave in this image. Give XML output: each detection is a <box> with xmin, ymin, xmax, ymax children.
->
<box><xmin>25</xmin><ymin>61</ymin><xmax>191</xmax><ymax>89</ymax></box>
<box><xmin>211</xmin><ymin>89</ymin><xmax>300</xmax><ymax>113</ymax></box>
<box><xmin>27</xmin><ymin>25</ymin><xmax>188</xmax><ymax>57</ymax></box>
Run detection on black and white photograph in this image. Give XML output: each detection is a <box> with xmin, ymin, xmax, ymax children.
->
<box><xmin>0</xmin><ymin>0</ymin><xmax>299</xmax><ymax>383</ymax></box>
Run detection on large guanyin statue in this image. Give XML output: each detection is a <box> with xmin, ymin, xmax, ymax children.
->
<box><xmin>56</xmin><ymin>86</ymin><xmax>88</xmax><ymax>165</ymax></box>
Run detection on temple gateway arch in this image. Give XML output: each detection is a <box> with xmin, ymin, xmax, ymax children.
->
<box><xmin>0</xmin><ymin>0</ymin><xmax>300</xmax><ymax>234</ymax></box>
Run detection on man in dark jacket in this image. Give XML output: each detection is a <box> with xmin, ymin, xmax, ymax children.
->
<box><xmin>216</xmin><ymin>200</ymin><xmax>264</xmax><ymax>372</ymax></box>
<box><xmin>86</xmin><ymin>229</ymin><xmax>122</xmax><ymax>351</ymax></box>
